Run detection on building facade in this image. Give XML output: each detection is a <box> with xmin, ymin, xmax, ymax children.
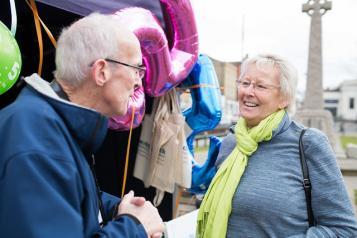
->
<box><xmin>324</xmin><ymin>79</ymin><xmax>357</xmax><ymax>122</ymax></box>
<box><xmin>210</xmin><ymin>57</ymin><xmax>240</xmax><ymax>125</ymax></box>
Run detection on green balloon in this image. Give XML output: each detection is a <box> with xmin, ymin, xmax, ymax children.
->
<box><xmin>0</xmin><ymin>21</ymin><xmax>22</xmax><ymax>95</ymax></box>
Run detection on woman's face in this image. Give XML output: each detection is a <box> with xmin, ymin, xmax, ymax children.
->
<box><xmin>237</xmin><ymin>63</ymin><xmax>287</xmax><ymax>127</ymax></box>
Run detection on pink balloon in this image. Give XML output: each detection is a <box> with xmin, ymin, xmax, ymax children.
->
<box><xmin>160</xmin><ymin>0</ymin><xmax>199</xmax><ymax>58</ymax></box>
<box><xmin>108</xmin><ymin>86</ymin><xmax>145</xmax><ymax>131</ymax></box>
<box><xmin>109</xmin><ymin>0</ymin><xmax>198</xmax><ymax>130</ymax></box>
<box><xmin>114</xmin><ymin>0</ymin><xmax>199</xmax><ymax>96</ymax></box>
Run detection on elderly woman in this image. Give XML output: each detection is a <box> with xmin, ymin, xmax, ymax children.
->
<box><xmin>197</xmin><ymin>54</ymin><xmax>357</xmax><ymax>237</ymax></box>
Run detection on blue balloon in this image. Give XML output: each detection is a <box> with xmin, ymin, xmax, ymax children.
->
<box><xmin>181</xmin><ymin>54</ymin><xmax>222</xmax><ymax>155</ymax></box>
<box><xmin>190</xmin><ymin>136</ymin><xmax>222</xmax><ymax>194</ymax></box>
<box><xmin>180</xmin><ymin>54</ymin><xmax>222</xmax><ymax>194</ymax></box>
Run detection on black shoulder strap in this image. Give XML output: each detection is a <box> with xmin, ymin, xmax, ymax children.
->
<box><xmin>299</xmin><ymin>129</ymin><xmax>315</xmax><ymax>227</ymax></box>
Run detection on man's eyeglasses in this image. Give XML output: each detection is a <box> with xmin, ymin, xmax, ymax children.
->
<box><xmin>236</xmin><ymin>79</ymin><xmax>280</xmax><ymax>93</ymax></box>
<box><xmin>105</xmin><ymin>58</ymin><xmax>146</xmax><ymax>80</ymax></box>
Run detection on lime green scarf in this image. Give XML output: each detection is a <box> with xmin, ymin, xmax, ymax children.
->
<box><xmin>196</xmin><ymin>109</ymin><xmax>285</xmax><ymax>238</ymax></box>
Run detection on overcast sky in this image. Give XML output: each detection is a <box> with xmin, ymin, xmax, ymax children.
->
<box><xmin>191</xmin><ymin>0</ymin><xmax>357</xmax><ymax>92</ymax></box>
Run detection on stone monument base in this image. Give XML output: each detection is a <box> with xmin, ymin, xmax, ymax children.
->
<box><xmin>294</xmin><ymin>109</ymin><xmax>345</xmax><ymax>157</ymax></box>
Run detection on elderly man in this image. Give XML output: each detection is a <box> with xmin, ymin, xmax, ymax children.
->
<box><xmin>0</xmin><ymin>13</ymin><xmax>164</xmax><ymax>238</ymax></box>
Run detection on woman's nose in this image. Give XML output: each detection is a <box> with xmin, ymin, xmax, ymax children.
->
<box><xmin>245</xmin><ymin>83</ymin><xmax>256</xmax><ymax>94</ymax></box>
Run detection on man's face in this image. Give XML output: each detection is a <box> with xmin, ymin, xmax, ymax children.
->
<box><xmin>102</xmin><ymin>40</ymin><xmax>143</xmax><ymax>117</ymax></box>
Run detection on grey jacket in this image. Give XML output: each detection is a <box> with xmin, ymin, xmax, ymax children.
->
<box><xmin>216</xmin><ymin>113</ymin><xmax>357</xmax><ymax>237</ymax></box>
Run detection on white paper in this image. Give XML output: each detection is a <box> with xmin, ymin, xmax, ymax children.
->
<box><xmin>164</xmin><ymin>209</ymin><xmax>198</xmax><ymax>238</ymax></box>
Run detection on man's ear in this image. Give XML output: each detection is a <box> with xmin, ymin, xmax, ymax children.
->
<box><xmin>91</xmin><ymin>59</ymin><xmax>111</xmax><ymax>86</ymax></box>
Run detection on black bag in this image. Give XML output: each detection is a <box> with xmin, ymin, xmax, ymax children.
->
<box><xmin>299</xmin><ymin>129</ymin><xmax>315</xmax><ymax>227</ymax></box>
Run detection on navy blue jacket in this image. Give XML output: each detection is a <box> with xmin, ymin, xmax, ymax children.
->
<box><xmin>0</xmin><ymin>74</ymin><xmax>147</xmax><ymax>238</ymax></box>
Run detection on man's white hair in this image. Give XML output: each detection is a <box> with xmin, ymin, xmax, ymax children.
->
<box><xmin>54</xmin><ymin>13</ymin><xmax>125</xmax><ymax>86</ymax></box>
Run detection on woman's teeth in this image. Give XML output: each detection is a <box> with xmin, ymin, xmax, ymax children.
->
<box><xmin>244</xmin><ymin>101</ymin><xmax>258</xmax><ymax>107</ymax></box>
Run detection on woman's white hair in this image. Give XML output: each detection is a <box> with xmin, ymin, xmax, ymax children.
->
<box><xmin>54</xmin><ymin>13</ymin><xmax>124</xmax><ymax>86</ymax></box>
<box><xmin>239</xmin><ymin>53</ymin><xmax>299</xmax><ymax>115</ymax></box>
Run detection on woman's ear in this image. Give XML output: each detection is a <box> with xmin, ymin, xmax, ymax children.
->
<box><xmin>279</xmin><ymin>100</ymin><xmax>289</xmax><ymax>109</ymax></box>
<box><xmin>91</xmin><ymin>59</ymin><xmax>111</xmax><ymax>86</ymax></box>
<box><xmin>278</xmin><ymin>96</ymin><xmax>289</xmax><ymax>109</ymax></box>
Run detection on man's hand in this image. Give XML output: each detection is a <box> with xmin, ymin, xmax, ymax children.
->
<box><xmin>119</xmin><ymin>191</ymin><xmax>164</xmax><ymax>237</ymax></box>
<box><xmin>129</xmin><ymin>193</ymin><xmax>146</xmax><ymax>207</ymax></box>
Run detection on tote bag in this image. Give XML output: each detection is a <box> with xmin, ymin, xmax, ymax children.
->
<box><xmin>134</xmin><ymin>89</ymin><xmax>192</xmax><ymax>206</ymax></box>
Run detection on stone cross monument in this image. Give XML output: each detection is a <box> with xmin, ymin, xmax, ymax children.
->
<box><xmin>302</xmin><ymin>0</ymin><xmax>331</xmax><ymax>109</ymax></box>
<box><xmin>295</xmin><ymin>0</ymin><xmax>343</xmax><ymax>155</ymax></box>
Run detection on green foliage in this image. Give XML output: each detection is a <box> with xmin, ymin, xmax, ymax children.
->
<box><xmin>195</xmin><ymin>145</ymin><xmax>209</xmax><ymax>153</ymax></box>
<box><xmin>340</xmin><ymin>136</ymin><xmax>357</xmax><ymax>149</ymax></box>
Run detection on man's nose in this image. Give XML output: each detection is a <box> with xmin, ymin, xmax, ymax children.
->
<box><xmin>135</xmin><ymin>74</ymin><xmax>142</xmax><ymax>87</ymax></box>
<box><xmin>134</xmin><ymin>83</ymin><xmax>140</xmax><ymax>90</ymax></box>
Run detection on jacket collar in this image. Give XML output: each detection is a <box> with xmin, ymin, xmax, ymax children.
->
<box><xmin>24</xmin><ymin>74</ymin><xmax>108</xmax><ymax>155</ymax></box>
<box><xmin>272</xmin><ymin>111</ymin><xmax>292</xmax><ymax>137</ymax></box>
